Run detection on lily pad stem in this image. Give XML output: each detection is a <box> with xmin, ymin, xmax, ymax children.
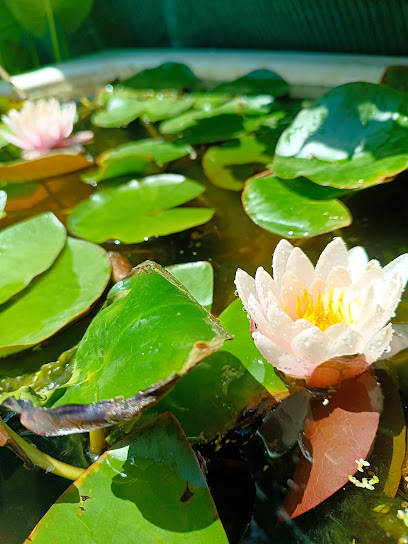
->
<box><xmin>89</xmin><ymin>428</ymin><xmax>106</xmax><ymax>457</ymax></box>
<box><xmin>1</xmin><ymin>419</ymin><xmax>84</xmax><ymax>481</ymax></box>
<box><xmin>141</xmin><ymin>120</ymin><xmax>161</xmax><ymax>139</ymax></box>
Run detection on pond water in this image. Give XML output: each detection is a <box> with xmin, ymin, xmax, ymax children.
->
<box><xmin>1</xmin><ymin>64</ymin><xmax>408</xmax><ymax>544</ymax></box>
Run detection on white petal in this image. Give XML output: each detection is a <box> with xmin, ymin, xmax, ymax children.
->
<box><xmin>326</xmin><ymin>327</ymin><xmax>364</xmax><ymax>358</ymax></box>
<box><xmin>254</xmin><ymin>332</ymin><xmax>315</xmax><ymax>378</ymax></box>
<box><xmin>325</xmin><ymin>266</ymin><xmax>352</xmax><ymax>289</ymax></box>
<box><xmin>363</xmin><ymin>324</ymin><xmax>393</xmax><ymax>363</ymax></box>
<box><xmin>252</xmin><ymin>331</ymin><xmax>287</xmax><ymax>364</ymax></box>
<box><xmin>234</xmin><ymin>268</ymin><xmax>255</xmax><ymax>309</ymax></box>
<box><xmin>315</xmin><ymin>238</ymin><xmax>349</xmax><ymax>280</ymax></box>
<box><xmin>347</xmin><ymin>245</ymin><xmax>369</xmax><ymax>281</ymax></box>
<box><xmin>290</xmin><ymin>327</ymin><xmax>329</xmax><ymax>365</ymax></box>
<box><xmin>254</xmin><ymin>267</ymin><xmax>281</xmax><ymax>310</ymax></box>
<box><xmin>383</xmin><ymin>254</ymin><xmax>408</xmax><ymax>289</ymax></box>
<box><xmin>272</xmin><ymin>239</ymin><xmax>294</xmax><ymax>285</ymax></box>
<box><xmin>285</xmin><ymin>247</ymin><xmax>315</xmax><ymax>288</ymax></box>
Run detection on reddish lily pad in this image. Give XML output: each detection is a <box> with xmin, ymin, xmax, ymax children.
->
<box><xmin>0</xmin><ymin>151</ymin><xmax>93</xmax><ymax>183</ymax></box>
<box><xmin>282</xmin><ymin>372</ymin><xmax>382</xmax><ymax>519</ymax></box>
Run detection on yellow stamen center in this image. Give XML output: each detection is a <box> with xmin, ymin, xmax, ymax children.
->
<box><xmin>294</xmin><ymin>288</ymin><xmax>351</xmax><ymax>331</ymax></box>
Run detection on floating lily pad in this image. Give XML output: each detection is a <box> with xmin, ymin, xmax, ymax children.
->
<box><xmin>160</xmin><ymin>96</ymin><xmax>274</xmax><ymax>135</ymax></box>
<box><xmin>202</xmin><ymin>134</ymin><xmax>277</xmax><ymax>190</ymax></box>
<box><xmin>44</xmin><ymin>262</ymin><xmax>230</xmax><ymax>406</ymax></box>
<box><xmin>91</xmin><ymin>95</ymin><xmax>146</xmax><ymax>128</ymax></box>
<box><xmin>273</xmin><ymin>82</ymin><xmax>408</xmax><ymax>189</ymax></box>
<box><xmin>160</xmin><ymin>298</ymin><xmax>288</xmax><ymax>442</ymax></box>
<box><xmin>166</xmin><ymin>261</ymin><xmax>214</xmax><ymax>310</ymax></box>
<box><xmin>3</xmin><ymin>263</ymin><xmax>231</xmax><ymax>435</ymax></box>
<box><xmin>122</xmin><ymin>62</ymin><xmax>200</xmax><ymax>90</ymax></box>
<box><xmin>91</xmin><ymin>93</ymin><xmax>195</xmax><ymax>128</ymax></box>
<box><xmin>82</xmin><ymin>139</ymin><xmax>194</xmax><ymax>183</ymax></box>
<box><xmin>0</xmin><ymin>190</ymin><xmax>5</xmax><ymax>216</ymax></box>
<box><xmin>0</xmin><ymin>181</ymin><xmax>37</xmax><ymax>201</ymax></box>
<box><xmin>213</xmin><ymin>69</ymin><xmax>289</xmax><ymax>98</ymax></box>
<box><xmin>0</xmin><ymin>151</ymin><xmax>93</xmax><ymax>183</ymax></box>
<box><xmin>0</xmin><ymin>237</ymin><xmax>111</xmax><ymax>357</ymax></box>
<box><xmin>242</xmin><ymin>173</ymin><xmax>352</xmax><ymax>238</ymax></box>
<box><xmin>0</xmin><ymin>213</ymin><xmax>66</xmax><ymax>304</ymax></box>
<box><xmin>69</xmin><ymin>174</ymin><xmax>214</xmax><ymax>244</ymax></box>
<box><xmin>25</xmin><ymin>414</ymin><xmax>228</xmax><ymax>544</ymax></box>
<box><xmin>381</xmin><ymin>65</ymin><xmax>408</xmax><ymax>93</ymax></box>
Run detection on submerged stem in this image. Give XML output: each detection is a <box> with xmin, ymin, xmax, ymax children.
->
<box><xmin>89</xmin><ymin>428</ymin><xmax>106</xmax><ymax>457</ymax></box>
<box><xmin>39</xmin><ymin>179</ymin><xmax>65</xmax><ymax>209</ymax></box>
<box><xmin>0</xmin><ymin>419</ymin><xmax>84</xmax><ymax>481</ymax></box>
<box><xmin>141</xmin><ymin>120</ymin><xmax>161</xmax><ymax>139</ymax></box>
<box><xmin>45</xmin><ymin>0</ymin><xmax>62</xmax><ymax>63</ymax></box>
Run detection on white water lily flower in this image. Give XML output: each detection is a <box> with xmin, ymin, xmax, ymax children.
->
<box><xmin>1</xmin><ymin>98</ymin><xmax>93</xmax><ymax>160</ymax></box>
<box><xmin>235</xmin><ymin>238</ymin><xmax>408</xmax><ymax>388</ymax></box>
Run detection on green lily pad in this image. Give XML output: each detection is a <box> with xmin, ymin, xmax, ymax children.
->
<box><xmin>91</xmin><ymin>95</ymin><xmax>146</xmax><ymax>128</ymax></box>
<box><xmin>0</xmin><ymin>181</ymin><xmax>37</xmax><ymax>201</ymax></box>
<box><xmin>242</xmin><ymin>173</ymin><xmax>352</xmax><ymax>239</ymax></box>
<box><xmin>0</xmin><ymin>237</ymin><xmax>111</xmax><ymax>357</ymax></box>
<box><xmin>0</xmin><ymin>213</ymin><xmax>66</xmax><ymax>305</ymax></box>
<box><xmin>273</xmin><ymin>82</ymin><xmax>408</xmax><ymax>189</ymax></box>
<box><xmin>202</xmin><ymin>134</ymin><xmax>277</xmax><ymax>190</ymax></box>
<box><xmin>0</xmin><ymin>190</ymin><xmax>6</xmax><ymax>216</ymax></box>
<box><xmin>92</xmin><ymin>93</ymin><xmax>195</xmax><ymax>128</ymax></box>
<box><xmin>122</xmin><ymin>62</ymin><xmax>201</xmax><ymax>90</ymax></box>
<box><xmin>159</xmin><ymin>298</ymin><xmax>288</xmax><ymax>442</ymax></box>
<box><xmin>160</xmin><ymin>96</ymin><xmax>274</xmax><ymax>135</ymax></box>
<box><xmin>166</xmin><ymin>261</ymin><xmax>214</xmax><ymax>311</ymax></box>
<box><xmin>49</xmin><ymin>261</ymin><xmax>231</xmax><ymax>407</ymax></box>
<box><xmin>213</xmin><ymin>69</ymin><xmax>289</xmax><ymax>98</ymax></box>
<box><xmin>69</xmin><ymin>174</ymin><xmax>215</xmax><ymax>244</ymax></box>
<box><xmin>25</xmin><ymin>414</ymin><xmax>228</xmax><ymax>544</ymax></box>
<box><xmin>81</xmin><ymin>139</ymin><xmax>194</xmax><ymax>183</ymax></box>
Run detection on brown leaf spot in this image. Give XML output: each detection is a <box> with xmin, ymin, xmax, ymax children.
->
<box><xmin>180</xmin><ymin>482</ymin><xmax>194</xmax><ymax>503</ymax></box>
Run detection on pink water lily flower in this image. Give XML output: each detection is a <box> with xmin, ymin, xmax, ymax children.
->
<box><xmin>1</xmin><ymin>98</ymin><xmax>93</xmax><ymax>160</ymax></box>
<box><xmin>235</xmin><ymin>238</ymin><xmax>408</xmax><ymax>388</ymax></box>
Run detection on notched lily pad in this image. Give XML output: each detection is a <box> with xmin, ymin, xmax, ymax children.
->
<box><xmin>0</xmin><ymin>237</ymin><xmax>111</xmax><ymax>357</ymax></box>
<box><xmin>213</xmin><ymin>69</ymin><xmax>289</xmax><ymax>98</ymax></box>
<box><xmin>0</xmin><ymin>212</ymin><xmax>67</xmax><ymax>304</ymax></box>
<box><xmin>122</xmin><ymin>62</ymin><xmax>200</xmax><ymax>91</ymax></box>
<box><xmin>159</xmin><ymin>96</ymin><xmax>276</xmax><ymax>145</ymax></box>
<box><xmin>82</xmin><ymin>139</ymin><xmax>194</xmax><ymax>183</ymax></box>
<box><xmin>5</xmin><ymin>262</ymin><xmax>232</xmax><ymax>435</ymax></box>
<box><xmin>69</xmin><ymin>174</ymin><xmax>215</xmax><ymax>244</ymax></box>
<box><xmin>242</xmin><ymin>172</ymin><xmax>352</xmax><ymax>238</ymax></box>
<box><xmin>166</xmin><ymin>261</ymin><xmax>214</xmax><ymax>311</ymax></box>
<box><xmin>159</xmin><ymin>298</ymin><xmax>288</xmax><ymax>442</ymax></box>
<box><xmin>202</xmin><ymin>134</ymin><xmax>277</xmax><ymax>190</ymax></box>
<box><xmin>91</xmin><ymin>93</ymin><xmax>195</xmax><ymax>128</ymax></box>
<box><xmin>24</xmin><ymin>414</ymin><xmax>229</xmax><ymax>544</ymax></box>
<box><xmin>273</xmin><ymin>82</ymin><xmax>408</xmax><ymax>189</ymax></box>
<box><xmin>0</xmin><ymin>151</ymin><xmax>93</xmax><ymax>183</ymax></box>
